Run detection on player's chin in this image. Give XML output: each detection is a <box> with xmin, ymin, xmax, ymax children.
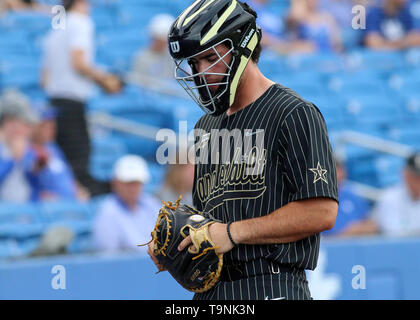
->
<box><xmin>208</xmin><ymin>84</ymin><xmax>219</xmax><ymax>94</ymax></box>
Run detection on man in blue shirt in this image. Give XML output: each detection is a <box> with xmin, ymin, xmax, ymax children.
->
<box><xmin>365</xmin><ymin>0</ymin><xmax>420</xmax><ymax>49</ymax></box>
<box><xmin>92</xmin><ymin>155</ymin><xmax>161</xmax><ymax>254</ymax></box>
<box><xmin>30</xmin><ymin>104</ymin><xmax>86</xmax><ymax>202</ymax></box>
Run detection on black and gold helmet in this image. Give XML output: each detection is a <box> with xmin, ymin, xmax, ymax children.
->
<box><xmin>168</xmin><ymin>0</ymin><xmax>262</xmax><ymax>116</ymax></box>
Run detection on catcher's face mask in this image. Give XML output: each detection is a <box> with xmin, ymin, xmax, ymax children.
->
<box><xmin>174</xmin><ymin>39</ymin><xmax>236</xmax><ymax>115</ymax></box>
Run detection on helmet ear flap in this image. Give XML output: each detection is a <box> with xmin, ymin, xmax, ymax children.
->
<box><xmin>257</xmin><ymin>26</ymin><xmax>262</xmax><ymax>42</ymax></box>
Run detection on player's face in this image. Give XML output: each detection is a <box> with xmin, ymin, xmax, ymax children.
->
<box><xmin>188</xmin><ymin>43</ymin><xmax>232</xmax><ymax>93</ymax></box>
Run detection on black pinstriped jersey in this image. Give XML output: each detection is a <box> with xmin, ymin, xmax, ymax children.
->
<box><xmin>192</xmin><ymin>83</ymin><xmax>339</xmax><ymax>271</ymax></box>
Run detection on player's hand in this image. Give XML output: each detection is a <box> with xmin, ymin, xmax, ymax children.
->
<box><xmin>178</xmin><ymin>222</ymin><xmax>234</xmax><ymax>254</ymax></box>
<box><xmin>147</xmin><ymin>242</ymin><xmax>167</xmax><ymax>273</ymax></box>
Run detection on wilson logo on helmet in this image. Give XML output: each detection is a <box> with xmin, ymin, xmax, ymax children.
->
<box><xmin>170</xmin><ymin>41</ymin><xmax>180</xmax><ymax>53</ymax></box>
<box><xmin>240</xmin><ymin>28</ymin><xmax>255</xmax><ymax>48</ymax></box>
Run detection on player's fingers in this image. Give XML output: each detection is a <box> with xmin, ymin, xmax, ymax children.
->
<box><xmin>147</xmin><ymin>245</ymin><xmax>167</xmax><ymax>271</ymax></box>
<box><xmin>178</xmin><ymin>235</ymin><xmax>193</xmax><ymax>251</ymax></box>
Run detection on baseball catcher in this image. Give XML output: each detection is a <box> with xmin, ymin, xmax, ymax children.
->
<box><xmin>140</xmin><ymin>196</ymin><xmax>224</xmax><ymax>293</ymax></box>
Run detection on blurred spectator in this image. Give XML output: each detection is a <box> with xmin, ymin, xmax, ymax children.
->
<box><xmin>322</xmin><ymin>157</ymin><xmax>372</xmax><ymax>237</ymax></box>
<box><xmin>364</xmin><ymin>0</ymin><xmax>420</xmax><ymax>50</ymax></box>
<box><xmin>154</xmin><ymin>162</ymin><xmax>195</xmax><ymax>206</ymax></box>
<box><xmin>286</xmin><ymin>0</ymin><xmax>343</xmax><ymax>52</ymax></box>
<box><xmin>41</xmin><ymin>0</ymin><xmax>122</xmax><ymax>196</ymax></box>
<box><xmin>0</xmin><ymin>90</ymin><xmax>39</xmax><ymax>203</ymax></box>
<box><xmin>92</xmin><ymin>155</ymin><xmax>161</xmax><ymax>254</ymax></box>
<box><xmin>30</xmin><ymin>103</ymin><xmax>89</xmax><ymax>202</ymax></box>
<box><xmin>369</xmin><ymin>152</ymin><xmax>420</xmax><ymax>236</ymax></box>
<box><xmin>319</xmin><ymin>0</ymin><xmax>354</xmax><ymax>28</ymax></box>
<box><xmin>0</xmin><ymin>0</ymin><xmax>41</xmax><ymax>13</ymax></box>
<box><xmin>249</xmin><ymin>0</ymin><xmax>317</xmax><ymax>54</ymax></box>
<box><xmin>319</xmin><ymin>0</ymin><xmax>371</xmax><ymax>28</ymax></box>
<box><xmin>249</xmin><ymin>0</ymin><xmax>285</xmax><ymax>40</ymax></box>
<box><xmin>127</xmin><ymin>14</ymin><xmax>176</xmax><ymax>89</ymax></box>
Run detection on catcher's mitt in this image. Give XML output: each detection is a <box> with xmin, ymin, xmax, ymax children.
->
<box><xmin>142</xmin><ymin>196</ymin><xmax>223</xmax><ymax>293</ymax></box>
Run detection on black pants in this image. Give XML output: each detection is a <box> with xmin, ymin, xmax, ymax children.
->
<box><xmin>50</xmin><ymin>98</ymin><xmax>110</xmax><ymax>196</ymax></box>
<box><xmin>193</xmin><ymin>259</ymin><xmax>312</xmax><ymax>300</ymax></box>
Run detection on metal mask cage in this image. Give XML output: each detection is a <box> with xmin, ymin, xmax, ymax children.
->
<box><xmin>173</xmin><ymin>39</ymin><xmax>235</xmax><ymax>114</ymax></box>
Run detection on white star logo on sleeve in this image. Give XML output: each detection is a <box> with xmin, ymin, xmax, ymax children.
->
<box><xmin>309</xmin><ymin>161</ymin><xmax>328</xmax><ymax>184</ymax></box>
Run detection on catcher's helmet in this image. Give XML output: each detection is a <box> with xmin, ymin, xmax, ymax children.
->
<box><xmin>168</xmin><ymin>0</ymin><xmax>262</xmax><ymax>116</ymax></box>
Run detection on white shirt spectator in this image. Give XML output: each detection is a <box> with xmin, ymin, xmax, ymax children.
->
<box><xmin>126</xmin><ymin>14</ymin><xmax>176</xmax><ymax>90</ymax></box>
<box><xmin>42</xmin><ymin>12</ymin><xmax>95</xmax><ymax>101</ymax></box>
<box><xmin>92</xmin><ymin>193</ymin><xmax>161</xmax><ymax>255</ymax></box>
<box><xmin>372</xmin><ymin>183</ymin><xmax>420</xmax><ymax>237</ymax></box>
<box><xmin>128</xmin><ymin>48</ymin><xmax>175</xmax><ymax>84</ymax></box>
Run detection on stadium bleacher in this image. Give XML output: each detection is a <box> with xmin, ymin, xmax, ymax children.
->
<box><xmin>0</xmin><ymin>0</ymin><xmax>419</xmax><ymax>261</ymax></box>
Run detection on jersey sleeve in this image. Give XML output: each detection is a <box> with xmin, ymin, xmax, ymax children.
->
<box><xmin>277</xmin><ymin>104</ymin><xmax>338</xmax><ymax>203</ymax></box>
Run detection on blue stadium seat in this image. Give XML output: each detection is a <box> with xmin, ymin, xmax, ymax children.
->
<box><xmin>283</xmin><ymin>52</ymin><xmax>344</xmax><ymax>73</ymax></box>
<box><xmin>90</xmin><ymin>141</ymin><xmax>127</xmax><ymax>182</ymax></box>
<box><xmin>111</xmin><ymin>106</ymin><xmax>176</xmax><ymax>160</ymax></box>
<box><xmin>88</xmin><ymin>86</ymin><xmax>145</xmax><ymax>112</ymax></box>
<box><xmin>345</xmin><ymin>49</ymin><xmax>405</xmax><ymax>71</ymax></box>
<box><xmin>342</xmin><ymin>145</ymin><xmax>404</xmax><ymax>188</ymax></box>
<box><xmin>67</xmin><ymin>232</ymin><xmax>94</xmax><ymax>253</ymax></box>
<box><xmin>96</xmin><ymin>29</ymin><xmax>146</xmax><ymax>58</ymax></box>
<box><xmin>158</xmin><ymin>94</ymin><xmax>203</xmax><ymax>128</ymax></box>
<box><xmin>373</xmin><ymin>155</ymin><xmax>405</xmax><ymax>187</ymax></box>
<box><xmin>400</xmin><ymin>93</ymin><xmax>420</xmax><ymax>121</ymax></box>
<box><xmin>0</xmin><ymin>31</ymin><xmax>31</xmax><ymax>55</ymax></box>
<box><xmin>326</xmin><ymin>71</ymin><xmax>387</xmax><ymax>96</ymax></box>
<box><xmin>272</xmin><ymin>71</ymin><xmax>325</xmax><ymax>94</ymax></box>
<box><xmin>0</xmin><ymin>203</ymin><xmax>45</xmax><ymax>240</ymax></box>
<box><xmin>39</xmin><ymin>201</ymin><xmax>93</xmax><ymax>225</ymax></box>
<box><xmin>24</xmin><ymin>88</ymin><xmax>47</xmax><ymax>102</ymax></box>
<box><xmin>386</xmin><ymin>124</ymin><xmax>420</xmax><ymax>149</ymax></box>
<box><xmin>115</xmin><ymin>0</ymin><xmax>176</xmax><ymax>12</ymax></box>
<box><xmin>91</xmin><ymin>8</ymin><xmax>115</xmax><ymax>30</ymax></box>
<box><xmin>96</xmin><ymin>47</ymin><xmax>138</xmax><ymax>74</ymax></box>
<box><xmin>35</xmin><ymin>201</ymin><xmax>94</xmax><ymax>254</ymax></box>
<box><xmin>0</xmin><ymin>67</ymin><xmax>40</xmax><ymax>90</ymax></box>
<box><xmin>403</xmin><ymin>48</ymin><xmax>420</xmax><ymax>68</ymax></box>
<box><xmin>387</xmin><ymin>70</ymin><xmax>420</xmax><ymax>96</ymax></box>
<box><xmin>115</xmin><ymin>5</ymin><xmax>175</xmax><ymax>30</ymax></box>
<box><xmin>0</xmin><ymin>203</ymin><xmax>42</xmax><ymax>225</ymax></box>
<box><xmin>340</xmin><ymin>93</ymin><xmax>400</xmax><ymax>126</ymax></box>
<box><xmin>346</xmin><ymin>159</ymin><xmax>378</xmax><ymax>187</ymax></box>
<box><xmin>258</xmin><ymin>51</ymin><xmax>289</xmax><ymax>77</ymax></box>
<box><xmin>0</xmin><ymin>54</ymin><xmax>41</xmax><ymax>91</ymax></box>
<box><xmin>0</xmin><ymin>239</ymin><xmax>21</xmax><ymax>259</ymax></box>
<box><xmin>0</xmin><ymin>11</ymin><xmax>50</xmax><ymax>34</ymax></box>
<box><xmin>311</xmin><ymin>94</ymin><xmax>345</xmax><ymax>130</ymax></box>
